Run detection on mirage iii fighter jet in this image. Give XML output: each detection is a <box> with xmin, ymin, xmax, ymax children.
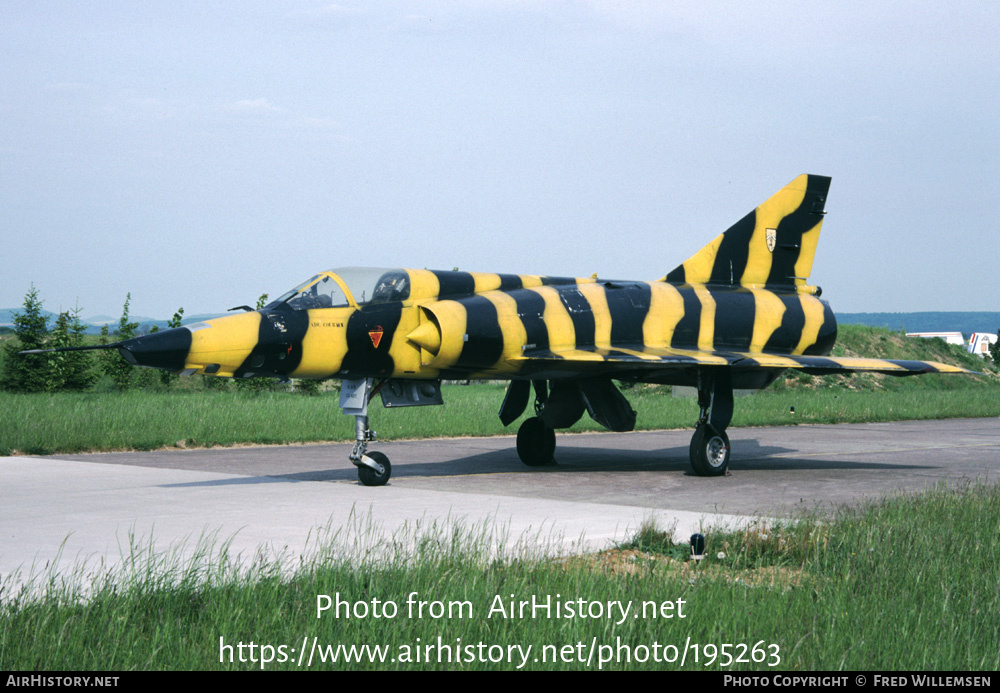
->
<box><xmin>27</xmin><ymin>175</ymin><xmax>969</xmax><ymax>485</ymax></box>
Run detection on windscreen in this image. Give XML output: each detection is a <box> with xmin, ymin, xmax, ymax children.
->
<box><xmin>266</xmin><ymin>274</ymin><xmax>349</xmax><ymax>310</ymax></box>
<box><xmin>266</xmin><ymin>268</ymin><xmax>409</xmax><ymax>310</ymax></box>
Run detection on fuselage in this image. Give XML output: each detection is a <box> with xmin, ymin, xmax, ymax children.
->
<box><xmin>120</xmin><ymin>267</ymin><xmax>838</xmax><ymax>390</ymax></box>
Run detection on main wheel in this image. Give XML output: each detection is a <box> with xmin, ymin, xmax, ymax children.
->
<box><xmin>358</xmin><ymin>451</ymin><xmax>391</xmax><ymax>486</ymax></box>
<box><xmin>689</xmin><ymin>424</ymin><xmax>730</xmax><ymax>476</ymax></box>
<box><xmin>516</xmin><ymin>417</ymin><xmax>556</xmax><ymax>467</ymax></box>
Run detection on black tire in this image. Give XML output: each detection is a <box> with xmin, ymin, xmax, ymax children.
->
<box><xmin>516</xmin><ymin>417</ymin><xmax>556</xmax><ymax>467</ymax></box>
<box><xmin>358</xmin><ymin>451</ymin><xmax>391</xmax><ymax>486</ymax></box>
<box><xmin>689</xmin><ymin>424</ymin><xmax>730</xmax><ymax>476</ymax></box>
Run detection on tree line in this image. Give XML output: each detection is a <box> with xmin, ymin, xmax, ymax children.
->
<box><xmin>1</xmin><ymin>285</ymin><xmax>321</xmax><ymax>395</ymax></box>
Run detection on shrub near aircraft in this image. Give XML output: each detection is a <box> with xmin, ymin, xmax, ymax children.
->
<box><xmin>25</xmin><ymin>175</ymin><xmax>970</xmax><ymax>485</ymax></box>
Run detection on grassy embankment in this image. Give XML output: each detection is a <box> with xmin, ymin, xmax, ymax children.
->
<box><xmin>1</xmin><ymin>482</ymin><xmax>997</xmax><ymax>670</ymax></box>
<box><xmin>0</xmin><ymin>324</ymin><xmax>997</xmax><ymax>456</ymax></box>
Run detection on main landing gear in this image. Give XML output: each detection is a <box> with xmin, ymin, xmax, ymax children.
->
<box><xmin>689</xmin><ymin>423</ymin><xmax>730</xmax><ymax>476</ymax></box>
<box><xmin>504</xmin><ymin>372</ymin><xmax>734</xmax><ymax>476</ymax></box>
<box><xmin>689</xmin><ymin>369</ymin><xmax>734</xmax><ymax>477</ymax></box>
<box><xmin>516</xmin><ymin>417</ymin><xmax>556</xmax><ymax>466</ymax></box>
<box><xmin>341</xmin><ymin>378</ymin><xmax>391</xmax><ymax>486</ymax></box>
<box><xmin>513</xmin><ymin>380</ymin><xmax>557</xmax><ymax>467</ymax></box>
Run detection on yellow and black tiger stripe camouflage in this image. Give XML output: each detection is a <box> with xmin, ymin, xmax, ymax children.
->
<box><xmin>118</xmin><ymin>174</ymin><xmax>964</xmax><ymax>386</ymax></box>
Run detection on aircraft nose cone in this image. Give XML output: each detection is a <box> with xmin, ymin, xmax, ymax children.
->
<box><xmin>119</xmin><ymin>327</ymin><xmax>193</xmax><ymax>372</ymax></box>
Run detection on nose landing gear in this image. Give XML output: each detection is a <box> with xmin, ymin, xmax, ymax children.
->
<box><xmin>342</xmin><ymin>378</ymin><xmax>392</xmax><ymax>486</ymax></box>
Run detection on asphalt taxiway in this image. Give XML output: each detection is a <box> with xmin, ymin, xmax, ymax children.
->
<box><xmin>3</xmin><ymin>418</ymin><xmax>998</xmax><ymax>588</ymax></box>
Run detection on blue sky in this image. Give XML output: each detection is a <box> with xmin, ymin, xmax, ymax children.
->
<box><xmin>2</xmin><ymin>1</ymin><xmax>997</xmax><ymax>317</ymax></box>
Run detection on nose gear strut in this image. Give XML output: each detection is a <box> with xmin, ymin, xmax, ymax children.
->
<box><xmin>341</xmin><ymin>378</ymin><xmax>391</xmax><ymax>486</ymax></box>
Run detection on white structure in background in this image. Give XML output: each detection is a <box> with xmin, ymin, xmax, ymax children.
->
<box><xmin>968</xmin><ymin>332</ymin><xmax>997</xmax><ymax>358</ymax></box>
<box><xmin>905</xmin><ymin>331</ymin><xmax>997</xmax><ymax>359</ymax></box>
<box><xmin>905</xmin><ymin>331</ymin><xmax>965</xmax><ymax>346</ymax></box>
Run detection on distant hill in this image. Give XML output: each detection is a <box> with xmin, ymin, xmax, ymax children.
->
<box><xmin>0</xmin><ymin>308</ymin><xmax>224</xmax><ymax>335</ymax></box>
<box><xmin>837</xmin><ymin>313</ymin><xmax>1000</xmax><ymax>338</ymax></box>
<box><xmin>0</xmin><ymin>308</ymin><xmax>60</xmax><ymax>326</ymax></box>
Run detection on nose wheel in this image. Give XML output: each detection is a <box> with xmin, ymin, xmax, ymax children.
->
<box><xmin>350</xmin><ymin>417</ymin><xmax>392</xmax><ymax>486</ymax></box>
<box><xmin>357</xmin><ymin>450</ymin><xmax>391</xmax><ymax>487</ymax></box>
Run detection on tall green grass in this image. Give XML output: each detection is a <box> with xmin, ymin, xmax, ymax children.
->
<box><xmin>1</xmin><ymin>483</ymin><xmax>997</xmax><ymax>670</ymax></box>
<box><xmin>2</xmin><ymin>382</ymin><xmax>999</xmax><ymax>456</ymax></box>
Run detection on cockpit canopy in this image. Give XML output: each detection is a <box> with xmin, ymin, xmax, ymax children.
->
<box><xmin>266</xmin><ymin>267</ymin><xmax>409</xmax><ymax>311</ymax></box>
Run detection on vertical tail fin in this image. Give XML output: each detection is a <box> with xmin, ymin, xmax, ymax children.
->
<box><xmin>663</xmin><ymin>174</ymin><xmax>831</xmax><ymax>290</ymax></box>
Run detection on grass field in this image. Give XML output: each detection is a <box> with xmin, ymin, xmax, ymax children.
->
<box><xmin>2</xmin><ymin>382</ymin><xmax>1000</xmax><ymax>457</ymax></box>
<box><xmin>1</xmin><ymin>482</ymin><xmax>996</xmax><ymax>670</ymax></box>
<box><xmin>1</xmin><ymin>324</ymin><xmax>997</xmax><ymax>456</ymax></box>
